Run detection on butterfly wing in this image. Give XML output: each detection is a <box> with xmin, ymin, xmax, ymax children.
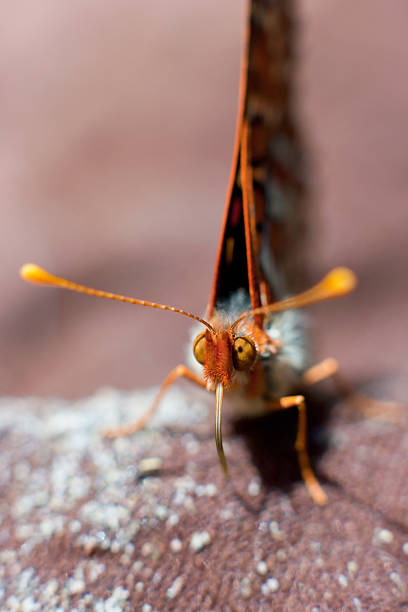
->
<box><xmin>208</xmin><ymin>0</ymin><xmax>306</xmax><ymax>321</ymax></box>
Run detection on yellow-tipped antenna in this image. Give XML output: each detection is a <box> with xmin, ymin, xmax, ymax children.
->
<box><xmin>231</xmin><ymin>267</ymin><xmax>357</xmax><ymax>331</ymax></box>
<box><xmin>20</xmin><ymin>263</ymin><xmax>215</xmax><ymax>333</ymax></box>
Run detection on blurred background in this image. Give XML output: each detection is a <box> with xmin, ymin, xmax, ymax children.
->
<box><xmin>1</xmin><ymin>0</ymin><xmax>407</xmax><ymax>398</ymax></box>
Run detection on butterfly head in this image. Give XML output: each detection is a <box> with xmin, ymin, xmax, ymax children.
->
<box><xmin>193</xmin><ymin>328</ymin><xmax>257</xmax><ymax>389</ymax></box>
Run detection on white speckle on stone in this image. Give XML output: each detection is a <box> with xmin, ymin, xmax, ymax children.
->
<box><xmin>14</xmin><ymin>491</ymin><xmax>49</xmax><ymax>517</ymax></box>
<box><xmin>68</xmin><ymin>475</ymin><xmax>91</xmax><ymax>501</ymax></box>
<box><xmin>256</xmin><ymin>561</ymin><xmax>268</xmax><ymax>576</ymax></box>
<box><xmin>170</xmin><ymin>538</ymin><xmax>182</xmax><ymax>553</ymax></box>
<box><xmin>135</xmin><ymin>581</ymin><xmax>144</xmax><ymax>593</ymax></box>
<box><xmin>7</xmin><ymin>595</ymin><xmax>19</xmax><ymax>610</ymax></box>
<box><xmin>173</xmin><ymin>476</ymin><xmax>196</xmax><ymax>507</ymax></box>
<box><xmin>100</xmin><ymin>586</ymin><xmax>130</xmax><ymax>610</ymax></box>
<box><xmin>220</xmin><ymin>508</ymin><xmax>234</xmax><ymax>521</ymax></box>
<box><xmin>15</xmin><ymin>524</ymin><xmax>35</xmax><ymax>540</ymax></box>
<box><xmin>379</xmin><ymin>528</ymin><xmax>393</xmax><ymax>543</ymax></box>
<box><xmin>190</xmin><ymin>530</ymin><xmax>211</xmax><ymax>552</ymax></box>
<box><xmin>83</xmin><ymin>593</ymin><xmax>93</xmax><ymax>606</ymax></box>
<box><xmin>247</xmin><ymin>479</ymin><xmax>261</xmax><ymax>496</ymax></box>
<box><xmin>166</xmin><ymin>575</ymin><xmax>184</xmax><ymax>599</ymax></box>
<box><xmin>69</xmin><ymin>520</ymin><xmax>82</xmax><ymax>534</ymax></box>
<box><xmin>81</xmin><ymin>501</ymin><xmax>130</xmax><ymax>531</ymax></box>
<box><xmin>142</xmin><ymin>542</ymin><xmax>154</xmax><ymax>557</ymax></box>
<box><xmin>347</xmin><ymin>560</ymin><xmax>358</xmax><ymax>577</ymax></box>
<box><xmin>240</xmin><ymin>576</ymin><xmax>252</xmax><ymax>599</ymax></box>
<box><xmin>390</xmin><ymin>571</ymin><xmax>405</xmax><ymax>592</ymax></box>
<box><xmin>372</xmin><ymin>527</ymin><xmax>393</xmax><ymax>545</ymax></box>
<box><xmin>184</xmin><ymin>436</ymin><xmax>200</xmax><ymax>455</ymax></box>
<box><xmin>42</xmin><ymin>579</ymin><xmax>59</xmax><ymax>601</ymax></box>
<box><xmin>40</xmin><ymin>516</ymin><xmax>65</xmax><ymax>538</ymax></box>
<box><xmin>9</xmin><ymin>560</ymin><xmax>22</xmax><ymax>577</ymax></box>
<box><xmin>195</xmin><ymin>483</ymin><xmax>218</xmax><ymax>497</ymax></box>
<box><xmin>111</xmin><ymin>540</ymin><xmax>121</xmax><ymax>554</ymax></box>
<box><xmin>269</xmin><ymin>521</ymin><xmax>285</xmax><ymax>541</ymax></box>
<box><xmin>78</xmin><ymin>533</ymin><xmax>105</xmax><ymax>555</ymax></box>
<box><xmin>20</xmin><ymin>596</ymin><xmax>41</xmax><ymax>611</ymax></box>
<box><xmin>353</xmin><ymin>597</ymin><xmax>362</xmax><ymax>611</ymax></box>
<box><xmin>0</xmin><ymin>550</ymin><xmax>17</xmax><ymax>564</ymax></box>
<box><xmin>155</xmin><ymin>505</ymin><xmax>168</xmax><ymax>520</ymax></box>
<box><xmin>271</xmin><ymin>579</ymin><xmax>281</xmax><ymax>593</ymax></box>
<box><xmin>66</xmin><ymin>577</ymin><xmax>85</xmax><ymax>595</ymax></box>
<box><xmin>124</xmin><ymin>543</ymin><xmax>135</xmax><ymax>556</ymax></box>
<box><xmin>338</xmin><ymin>574</ymin><xmax>348</xmax><ymax>588</ymax></box>
<box><xmin>403</xmin><ymin>542</ymin><xmax>408</xmax><ymax>555</ymax></box>
<box><xmin>142</xmin><ymin>605</ymin><xmax>152</xmax><ymax>612</ymax></box>
<box><xmin>261</xmin><ymin>577</ymin><xmax>280</xmax><ymax>595</ymax></box>
<box><xmin>175</xmin><ymin>475</ymin><xmax>196</xmax><ymax>492</ymax></box>
<box><xmin>276</xmin><ymin>549</ymin><xmax>287</xmax><ymax>562</ymax></box>
<box><xmin>183</xmin><ymin>495</ymin><xmax>195</xmax><ymax>511</ymax></box>
<box><xmin>132</xmin><ymin>560</ymin><xmax>143</xmax><ymax>573</ymax></box>
<box><xmin>119</xmin><ymin>553</ymin><xmax>132</xmax><ymax>566</ymax></box>
<box><xmin>88</xmin><ymin>561</ymin><xmax>105</xmax><ymax>583</ymax></box>
<box><xmin>18</xmin><ymin>567</ymin><xmax>36</xmax><ymax>592</ymax></box>
<box><xmin>152</xmin><ymin>570</ymin><xmax>162</xmax><ymax>585</ymax></box>
<box><xmin>205</xmin><ymin>483</ymin><xmax>217</xmax><ymax>497</ymax></box>
<box><xmin>166</xmin><ymin>513</ymin><xmax>179</xmax><ymax>528</ymax></box>
<box><xmin>260</xmin><ymin>584</ymin><xmax>269</xmax><ymax>596</ymax></box>
<box><xmin>138</xmin><ymin>457</ymin><xmax>163</xmax><ymax>476</ymax></box>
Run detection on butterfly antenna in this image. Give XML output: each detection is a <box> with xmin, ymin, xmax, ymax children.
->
<box><xmin>20</xmin><ymin>263</ymin><xmax>215</xmax><ymax>332</ymax></box>
<box><xmin>231</xmin><ymin>267</ymin><xmax>357</xmax><ymax>331</ymax></box>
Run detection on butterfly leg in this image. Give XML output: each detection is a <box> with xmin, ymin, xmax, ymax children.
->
<box><xmin>103</xmin><ymin>365</ymin><xmax>206</xmax><ymax>439</ymax></box>
<box><xmin>303</xmin><ymin>358</ymin><xmax>401</xmax><ymax>423</ymax></box>
<box><xmin>303</xmin><ymin>356</ymin><xmax>363</xmax><ymax>398</ymax></box>
<box><xmin>266</xmin><ymin>395</ymin><xmax>328</xmax><ymax>505</ymax></box>
<box><xmin>302</xmin><ymin>358</ymin><xmax>339</xmax><ymax>386</ymax></box>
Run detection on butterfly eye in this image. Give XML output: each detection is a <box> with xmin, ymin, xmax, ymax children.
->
<box><xmin>193</xmin><ymin>332</ymin><xmax>206</xmax><ymax>365</ymax></box>
<box><xmin>233</xmin><ymin>336</ymin><xmax>256</xmax><ymax>371</ymax></box>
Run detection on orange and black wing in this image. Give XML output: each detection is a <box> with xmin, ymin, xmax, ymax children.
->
<box><xmin>208</xmin><ymin>0</ymin><xmax>306</xmax><ymax>322</ymax></box>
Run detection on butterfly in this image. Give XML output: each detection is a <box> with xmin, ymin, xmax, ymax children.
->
<box><xmin>20</xmin><ymin>0</ymin><xmax>356</xmax><ymax>505</ymax></box>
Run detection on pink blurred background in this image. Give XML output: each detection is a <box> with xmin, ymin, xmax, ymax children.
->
<box><xmin>1</xmin><ymin>0</ymin><xmax>407</xmax><ymax>398</ymax></box>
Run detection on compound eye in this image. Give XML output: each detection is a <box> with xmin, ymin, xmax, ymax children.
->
<box><xmin>193</xmin><ymin>332</ymin><xmax>206</xmax><ymax>365</ymax></box>
<box><xmin>233</xmin><ymin>336</ymin><xmax>256</xmax><ymax>371</ymax></box>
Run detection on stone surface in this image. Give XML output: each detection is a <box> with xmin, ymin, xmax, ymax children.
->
<box><xmin>1</xmin><ymin>380</ymin><xmax>407</xmax><ymax>610</ymax></box>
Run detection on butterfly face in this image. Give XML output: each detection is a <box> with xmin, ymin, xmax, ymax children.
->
<box><xmin>193</xmin><ymin>328</ymin><xmax>257</xmax><ymax>388</ymax></box>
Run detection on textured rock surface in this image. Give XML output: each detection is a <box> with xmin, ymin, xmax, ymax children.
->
<box><xmin>1</xmin><ymin>381</ymin><xmax>407</xmax><ymax>610</ymax></box>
